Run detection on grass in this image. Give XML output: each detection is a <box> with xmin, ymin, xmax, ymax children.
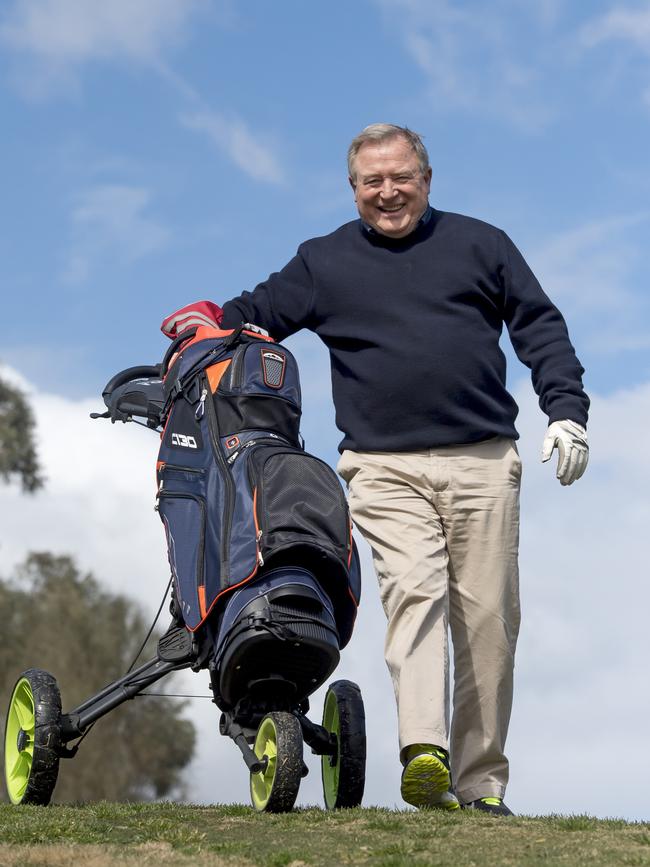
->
<box><xmin>1</xmin><ymin>804</ymin><xmax>650</xmax><ymax>867</ymax></box>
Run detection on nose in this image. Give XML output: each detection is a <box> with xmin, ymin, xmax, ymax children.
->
<box><xmin>379</xmin><ymin>179</ymin><xmax>398</xmax><ymax>198</ymax></box>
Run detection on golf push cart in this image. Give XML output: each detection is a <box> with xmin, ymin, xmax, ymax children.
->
<box><xmin>4</xmin><ymin>322</ymin><xmax>366</xmax><ymax>812</ymax></box>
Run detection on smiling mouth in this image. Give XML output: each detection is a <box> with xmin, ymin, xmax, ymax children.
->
<box><xmin>378</xmin><ymin>204</ymin><xmax>405</xmax><ymax>214</ymax></box>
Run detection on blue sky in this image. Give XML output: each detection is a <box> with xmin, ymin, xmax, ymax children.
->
<box><xmin>2</xmin><ymin>0</ymin><xmax>649</xmax><ymax>397</ymax></box>
<box><xmin>1</xmin><ymin>0</ymin><xmax>650</xmax><ymax>819</ymax></box>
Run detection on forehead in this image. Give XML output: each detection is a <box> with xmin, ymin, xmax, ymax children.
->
<box><xmin>354</xmin><ymin>138</ymin><xmax>419</xmax><ymax>177</ymax></box>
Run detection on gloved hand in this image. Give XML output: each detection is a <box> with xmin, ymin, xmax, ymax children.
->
<box><xmin>541</xmin><ymin>420</ymin><xmax>588</xmax><ymax>486</ymax></box>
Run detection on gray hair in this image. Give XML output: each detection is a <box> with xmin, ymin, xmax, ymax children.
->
<box><xmin>347</xmin><ymin>123</ymin><xmax>430</xmax><ymax>181</ymax></box>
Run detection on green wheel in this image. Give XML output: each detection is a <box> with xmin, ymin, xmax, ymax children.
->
<box><xmin>4</xmin><ymin>669</ymin><xmax>62</xmax><ymax>806</ymax></box>
<box><xmin>250</xmin><ymin>712</ymin><xmax>303</xmax><ymax>813</ymax></box>
<box><xmin>321</xmin><ymin>679</ymin><xmax>366</xmax><ymax>809</ymax></box>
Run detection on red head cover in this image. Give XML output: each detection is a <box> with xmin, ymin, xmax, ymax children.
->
<box><xmin>161</xmin><ymin>300</ymin><xmax>224</xmax><ymax>340</ymax></box>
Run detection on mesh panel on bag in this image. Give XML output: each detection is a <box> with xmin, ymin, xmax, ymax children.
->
<box><xmin>262</xmin><ymin>453</ymin><xmax>348</xmax><ymax>549</ymax></box>
<box><xmin>261</xmin><ymin>351</ymin><xmax>285</xmax><ymax>388</ymax></box>
<box><xmin>265</xmin><ymin>455</ymin><xmax>340</xmax><ymax>509</ymax></box>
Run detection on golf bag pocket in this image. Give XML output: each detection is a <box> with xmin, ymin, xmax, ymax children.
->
<box><xmin>215</xmin><ymin>343</ymin><xmax>301</xmax><ymax>444</ymax></box>
<box><xmin>157</xmin><ymin>490</ymin><xmax>206</xmax><ymax>628</ymax></box>
<box><xmin>249</xmin><ymin>447</ymin><xmax>353</xmax><ymax>577</ymax></box>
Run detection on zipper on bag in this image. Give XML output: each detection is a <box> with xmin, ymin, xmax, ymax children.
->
<box><xmin>227</xmin><ymin>434</ymin><xmax>288</xmax><ymax>465</ymax></box>
<box><xmin>195</xmin><ymin>387</ymin><xmax>208</xmax><ymax>419</ymax></box>
<box><xmin>203</xmin><ymin>372</ymin><xmax>235</xmax><ymax>579</ymax></box>
<box><xmin>157</xmin><ymin>464</ymin><xmax>205</xmax><ymax>493</ymax></box>
<box><xmin>228</xmin><ymin>344</ymin><xmax>247</xmax><ymax>389</ymax></box>
<box><xmin>159</xmin><ymin>464</ymin><xmax>205</xmax><ymax>475</ymax></box>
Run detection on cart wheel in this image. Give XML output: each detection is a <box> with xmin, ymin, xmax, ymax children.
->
<box><xmin>321</xmin><ymin>679</ymin><xmax>366</xmax><ymax>809</ymax></box>
<box><xmin>4</xmin><ymin>669</ymin><xmax>62</xmax><ymax>805</ymax></box>
<box><xmin>250</xmin><ymin>712</ymin><xmax>303</xmax><ymax>813</ymax></box>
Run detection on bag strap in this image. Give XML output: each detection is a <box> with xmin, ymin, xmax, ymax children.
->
<box><xmin>161</xmin><ymin>327</ymin><xmax>199</xmax><ymax>378</ymax></box>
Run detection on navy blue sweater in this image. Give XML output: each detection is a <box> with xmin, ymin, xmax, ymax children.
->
<box><xmin>221</xmin><ymin>208</ymin><xmax>589</xmax><ymax>452</ymax></box>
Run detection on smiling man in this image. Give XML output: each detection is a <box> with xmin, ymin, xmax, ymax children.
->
<box><xmin>351</xmin><ymin>133</ymin><xmax>432</xmax><ymax>238</ymax></box>
<box><xmin>218</xmin><ymin>123</ymin><xmax>589</xmax><ymax>814</ymax></box>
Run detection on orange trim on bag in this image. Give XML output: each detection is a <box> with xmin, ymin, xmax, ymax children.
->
<box><xmin>198</xmin><ymin>585</ymin><xmax>207</xmax><ymax>619</ymax></box>
<box><xmin>181</xmin><ymin>325</ymin><xmax>275</xmax><ymax>356</ymax></box>
<box><xmin>164</xmin><ymin>325</ymin><xmax>275</xmax><ymax>380</ymax></box>
<box><xmin>347</xmin><ymin>586</ymin><xmax>359</xmax><ymax>626</ymax></box>
<box><xmin>242</xmin><ymin>329</ymin><xmax>274</xmax><ymax>343</ymax></box>
<box><xmin>206</xmin><ymin>359</ymin><xmax>231</xmax><ymax>393</ymax></box>
<box><xmin>189</xmin><ymin>561</ymin><xmax>260</xmax><ymax>632</ymax></box>
<box><xmin>253</xmin><ymin>487</ymin><xmax>261</xmax><ymax>536</ymax></box>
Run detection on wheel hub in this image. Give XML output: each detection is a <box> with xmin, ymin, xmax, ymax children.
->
<box><xmin>16</xmin><ymin>728</ymin><xmax>29</xmax><ymax>752</ymax></box>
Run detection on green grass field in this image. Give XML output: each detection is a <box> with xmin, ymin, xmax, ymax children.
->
<box><xmin>1</xmin><ymin>804</ymin><xmax>650</xmax><ymax>867</ymax></box>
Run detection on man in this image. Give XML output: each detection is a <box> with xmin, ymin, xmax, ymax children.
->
<box><xmin>216</xmin><ymin>123</ymin><xmax>589</xmax><ymax>814</ymax></box>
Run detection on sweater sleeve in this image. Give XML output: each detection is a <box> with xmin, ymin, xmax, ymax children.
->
<box><xmin>220</xmin><ymin>245</ymin><xmax>316</xmax><ymax>341</ymax></box>
<box><xmin>499</xmin><ymin>231</ymin><xmax>590</xmax><ymax>427</ymax></box>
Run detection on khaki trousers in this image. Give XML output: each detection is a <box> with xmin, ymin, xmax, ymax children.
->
<box><xmin>337</xmin><ymin>437</ymin><xmax>521</xmax><ymax>803</ymax></box>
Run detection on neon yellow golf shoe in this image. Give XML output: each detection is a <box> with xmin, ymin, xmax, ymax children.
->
<box><xmin>400</xmin><ymin>744</ymin><xmax>460</xmax><ymax>810</ymax></box>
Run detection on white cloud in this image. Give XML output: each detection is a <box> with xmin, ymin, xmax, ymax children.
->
<box><xmin>154</xmin><ymin>67</ymin><xmax>289</xmax><ymax>186</ymax></box>
<box><xmin>63</xmin><ymin>184</ymin><xmax>170</xmax><ymax>283</ymax></box>
<box><xmin>0</xmin><ymin>1</ymin><xmax>288</xmax><ymax>187</ymax></box>
<box><xmin>180</xmin><ymin>110</ymin><xmax>286</xmax><ymax>186</ymax></box>
<box><xmin>0</xmin><ymin>0</ymin><xmax>202</xmax><ymax>67</ymax></box>
<box><xmin>528</xmin><ymin>212</ymin><xmax>645</xmax><ymax>310</ymax></box>
<box><xmin>3</xmin><ymin>358</ymin><xmax>650</xmax><ymax>818</ymax></box>
<box><xmin>522</xmin><ymin>212</ymin><xmax>650</xmax><ymax>356</ymax></box>
<box><xmin>0</xmin><ymin>0</ymin><xmax>204</xmax><ymax>100</ymax></box>
<box><xmin>581</xmin><ymin>5</ymin><xmax>650</xmax><ymax>53</ymax></box>
<box><xmin>375</xmin><ymin>0</ymin><xmax>556</xmax><ymax>133</ymax></box>
<box><xmin>0</xmin><ymin>364</ymin><xmax>167</xmax><ymax>608</ymax></box>
<box><xmin>580</xmin><ymin>5</ymin><xmax>650</xmax><ymax>107</ymax></box>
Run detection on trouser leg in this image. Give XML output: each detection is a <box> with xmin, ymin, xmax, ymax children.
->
<box><xmin>437</xmin><ymin>438</ymin><xmax>522</xmax><ymax>803</ymax></box>
<box><xmin>337</xmin><ymin>450</ymin><xmax>450</xmax><ymax>756</ymax></box>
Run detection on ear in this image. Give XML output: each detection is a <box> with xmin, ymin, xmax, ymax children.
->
<box><xmin>424</xmin><ymin>167</ymin><xmax>432</xmax><ymax>192</ymax></box>
<box><xmin>348</xmin><ymin>175</ymin><xmax>358</xmax><ymax>201</ymax></box>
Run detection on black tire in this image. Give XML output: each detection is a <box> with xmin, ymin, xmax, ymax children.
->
<box><xmin>4</xmin><ymin>669</ymin><xmax>62</xmax><ymax>805</ymax></box>
<box><xmin>321</xmin><ymin>679</ymin><xmax>366</xmax><ymax>809</ymax></box>
<box><xmin>250</xmin><ymin>711</ymin><xmax>303</xmax><ymax>812</ymax></box>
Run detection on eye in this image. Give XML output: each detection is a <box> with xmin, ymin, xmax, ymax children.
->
<box><xmin>364</xmin><ymin>178</ymin><xmax>381</xmax><ymax>188</ymax></box>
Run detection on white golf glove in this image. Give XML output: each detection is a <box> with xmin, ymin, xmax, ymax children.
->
<box><xmin>541</xmin><ymin>420</ymin><xmax>588</xmax><ymax>486</ymax></box>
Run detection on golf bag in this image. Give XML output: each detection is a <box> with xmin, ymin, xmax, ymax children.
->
<box><xmin>157</xmin><ymin>323</ymin><xmax>361</xmax><ymax>712</ymax></box>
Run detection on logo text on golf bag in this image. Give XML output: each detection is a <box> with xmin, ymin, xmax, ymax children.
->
<box><xmin>171</xmin><ymin>432</ymin><xmax>198</xmax><ymax>449</ymax></box>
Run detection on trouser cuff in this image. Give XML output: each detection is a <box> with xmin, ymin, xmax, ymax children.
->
<box><xmin>399</xmin><ymin>731</ymin><xmax>449</xmax><ymax>764</ymax></box>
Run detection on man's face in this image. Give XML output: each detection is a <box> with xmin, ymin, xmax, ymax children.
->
<box><xmin>349</xmin><ymin>137</ymin><xmax>432</xmax><ymax>239</ymax></box>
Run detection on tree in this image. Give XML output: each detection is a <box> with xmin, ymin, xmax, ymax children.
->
<box><xmin>0</xmin><ymin>553</ymin><xmax>196</xmax><ymax>802</ymax></box>
<box><xmin>0</xmin><ymin>377</ymin><xmax>43</xmax><ymax>492</ymax></box>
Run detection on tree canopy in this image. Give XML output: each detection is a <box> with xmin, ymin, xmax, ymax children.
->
<box><xmin>0</xmin><ymin>553</ymin><xmax>196</xmax><ymax>803</ymax></box>
<box><xmin>0</xmin><ymin>377</ymin><xmax>43</xmax><ymax>493</ymax></box>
